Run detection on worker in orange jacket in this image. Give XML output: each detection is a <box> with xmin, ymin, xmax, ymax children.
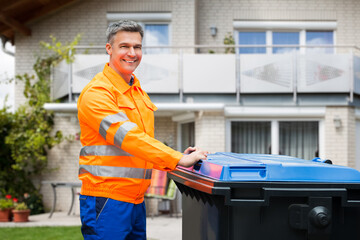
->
<box><xmin>77</xmin><ymin>20</ymin><xmax>208</xmax><ymax>240</ymax></box>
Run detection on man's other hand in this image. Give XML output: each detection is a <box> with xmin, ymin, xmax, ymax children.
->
<box><xmin>177</xmin><ymin>147</ymin><xmax>208</xmax><ymax>168</ymax></box>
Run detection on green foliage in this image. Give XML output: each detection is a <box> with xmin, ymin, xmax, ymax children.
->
<box><xmin>224</xmin><ymin>32</ymin><xmax>235</xmax><ymax>54</ymax></box>
<box><xmin>24</xmin><ymin>191</ymin><xmax>44</xmax><ymax>214</ymax></box>
<box><xmin>0</xmin><ymin>105</ymin><xmax>14</xmax><ymax>195</ymax></box>
<box><xmin>40</xmin><ymin>34</ymin><xmax>82</xmax><ymax>64</ymax></box>
<box><xmin>14</xmin><ymin>202</ymin><xmax>28</xmax><ymax>210</ymax></box>
<box><xmin>0</xmin><ymin>198</ymin><xmax>13</xmax><ymax>210</ymax></box>
<box><xmin>6</xmin><ymin>63</ymin><xmax>63</xmax><ymax>175</ymax></box>
<box><xmin>0</xmin><ymin>34</ymin><xmax>81</xmax><ymax>215</ymax></box>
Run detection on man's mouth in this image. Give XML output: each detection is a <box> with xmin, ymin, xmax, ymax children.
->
<box><xmin>123</xmin><ymin>59</ymin><xmax>136</xmax><ymax>63</ymax></box>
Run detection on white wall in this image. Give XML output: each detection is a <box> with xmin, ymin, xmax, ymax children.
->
<box><xmin>0</xmin><ymin>40</ymin><xmax>14</xmax><ymax>111</ymax></box>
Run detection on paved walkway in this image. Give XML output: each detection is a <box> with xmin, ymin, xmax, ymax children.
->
<box><xmin>0</xmin><ymin>212</ymin><xmax>182</xmax><ymax>240</ymax></box>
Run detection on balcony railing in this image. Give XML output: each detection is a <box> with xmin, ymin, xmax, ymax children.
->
<box><xmin>52</xmin><ymin>45</ymin><xmax>360</xmax><ymax>103</ymax></box>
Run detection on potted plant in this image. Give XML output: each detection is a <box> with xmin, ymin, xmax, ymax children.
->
<box><xmin>0</xmin><ymin>195</ymin><xmax>13</xmax><ymax>222</ymax></box>
<box><xmin>12</xmin><ymin>202</ymin><xmax>30</xmax><ymax>222</ymax></box>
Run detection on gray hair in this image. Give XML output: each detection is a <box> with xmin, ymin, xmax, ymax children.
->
<box><xmin>106</xmin><ymin>20</ymin><xmax>144</xmax><ymax>45</ymax></box>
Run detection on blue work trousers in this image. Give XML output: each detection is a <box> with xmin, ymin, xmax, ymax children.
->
<box><xmin>79</xmin><ymin>194</ymin><xmax>146</xmax><ymax>240</ymax></box>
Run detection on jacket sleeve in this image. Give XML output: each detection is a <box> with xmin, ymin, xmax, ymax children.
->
<box><xmin>78</xmin><ymin>85</ymin><xmax>183</xmax><ymax>171</ymax></box>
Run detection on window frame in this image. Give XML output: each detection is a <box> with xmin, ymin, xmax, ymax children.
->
<box><xmin>226</xmin><ymin>118</ymin><xmax>325</xmax><ymax>159</ymax></box>
<box><xmin>178</xmin><ymin>121</ymin><xmax>195</xmax><ymax>153</ymax></box>
<box><xmin>234</xmin><ymin>21</ymin><xmax>337</xmax><ymax>54</ymax></box>
<box><xmin>176</xmin><ymin>115</ymin><xmax>196</xmax><ymax>152</ymax></box>
<box><xmin>230</xmin><ymin>120</ymin><xmax>272</xmax><ymax>154</ymax></box>
<box><xmin>236</xmin><ymin>30</ymin><xmax>267</xmax><ymax>54</ymax></box>
<box><xmin>272</xmin><ymin>31</ymin><xmax>300</xmax><ymax>54</ymax></box>
<box><xmin>140</xmin><ymin>22</ymin><xmax>172</xmax><ymax>54</ymax></box>
<box><xmin>278</xmin><ymin>120</ymin><xmax>320</xmax><ymax>159</ymax></box>
<box><xmin>106</xmin><ymin>13</ymin><xmax>172</xmax><ymax>54</ymax></box>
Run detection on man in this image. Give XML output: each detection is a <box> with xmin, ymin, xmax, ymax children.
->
<box><xmin>77</xmin><ymin>20</ymin><xmax>208</xmax><ymax>240</ymax></box>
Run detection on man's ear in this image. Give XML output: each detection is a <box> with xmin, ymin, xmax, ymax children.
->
<box><xmin>105</xmin><ymin>43</ymin><xmax>112</xmax><ymax>55</ymax></box>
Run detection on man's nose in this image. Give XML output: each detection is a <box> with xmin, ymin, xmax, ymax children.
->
<box><xmin>128</xmin><ymin>47</ymin><xmax>136</xmax><ymax>56</ymax></box>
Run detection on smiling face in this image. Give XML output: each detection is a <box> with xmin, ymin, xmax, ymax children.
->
<box><xmin>106</xmin><ymin>31</ymin><xmax>143</xmax><ymax>83</ymax></box>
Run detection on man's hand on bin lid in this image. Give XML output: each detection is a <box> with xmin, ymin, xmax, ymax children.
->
<box><xmin>177</xmin><ymin>146</ymin><xmax>208</xmax><ymax>168</ymax></box>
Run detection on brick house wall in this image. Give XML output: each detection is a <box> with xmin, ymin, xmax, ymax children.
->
<box><xmin>41</xmin><ymin>115</ymin><xmax>81</xmax><ymax>213</ymax></box>
<box><xmin>196</xmin><ymin>0</ymin><xmax>360</xmax><ymax>47</ymax></box>
<box><xmin>195</xmin><ymin>112</ymin><xmax>226</xmax><ymax>153</ymax></box>
<box><xmin>325</xmin><ymin>106</ymin><xmax>356</xmax><ymax>167</ymax></box>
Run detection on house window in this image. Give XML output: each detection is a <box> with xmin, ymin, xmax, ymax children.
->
<box><xmin>229</xmin><ymin>120</ymin><xmax>320</xmax><ymax>160</ymax></box>
<box><xmin>306</xmin><ymin>31</ymin><xmax>334</xmax><ymax>53</ymax></box>
<box><xmin>180</xmin><ymin>122</ymin><xmax>195</xmax><ymax>152</ymax></box>
<box><xmin>234</xmin><ymin>21</ymin><xmax>336</xmax><ymax>54</ymax></box>
<box><xmin>279</xmin><ymin>121</ymin><xmax>319</xmax><ymax>160</ymax></box>
<box><xmin>238</xmin><ymin>32</ymin><xmax>266</xmax><ymax>54</ymax></box>
<box><xmin>272</xmin><ymin>32</ymin><xmax>299</xmax><ymax>54</ymax></box>
<box><xmin>106</xmin><ymin>13</ymin><xmax>171</xmax><ymax>54</ymax></box>
<box><xmin>144</xmin><ymin>24</ymin><xmax>170</xmax><ymax>54</ymax></box>
<box><xmin>231</xmin><ymin>121</ymin><xmax>271</xmax><ymax>154</ymax></box>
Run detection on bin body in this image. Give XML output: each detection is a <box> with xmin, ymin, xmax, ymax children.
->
<box><xmin>168</xmin><ymin>153</ymin><xmax>360</xmax><ymax>240</ymax></box>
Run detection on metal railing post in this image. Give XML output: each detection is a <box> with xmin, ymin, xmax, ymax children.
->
<box><xmin>50</xmin><ymin>65</ymin><xmax>54</xmax><ymax>101</ymax></box>
<box><xmin>68</xmin><ymin>49</ymin><xmax>73</xmax><ymax>103</ymax></box>
<box><xmin>236</xmin><ymin>51</ymin><xmax>240</xmax><ymax>104</ymax></box>
<box><xmin>179</xmin><ymin>49</ymin><xmax>184</xmax><ymax>103</ymax></box>
<box><xmin>293</xmin><ymin>52</ymin><xmax>298</xmax><ymax>104</ymax></box>
<box><xmin>350</xmin><ymin>48</ymin><xmax>354</xmax><ymax>103</ymax></box>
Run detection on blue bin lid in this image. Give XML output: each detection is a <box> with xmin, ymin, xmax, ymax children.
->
<box><xmin>184</xmin><ymin>152</ymin><xmax>360</xmax><ymax>182</ymax></box>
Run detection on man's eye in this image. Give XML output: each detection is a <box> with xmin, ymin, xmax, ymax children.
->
<box><xmin>120</xmin><ymin>46</ymin><xmax>129</xmax><ymax>48</ymax></box>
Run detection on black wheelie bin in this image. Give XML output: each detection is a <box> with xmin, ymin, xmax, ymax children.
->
<box><xmin>168</xmin><ymin>152</ymin><xmax>360</xmax><ymax>240</ymax></box>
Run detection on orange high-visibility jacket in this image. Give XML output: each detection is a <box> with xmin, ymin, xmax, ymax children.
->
<box><xmin>77</xmin><ymin>63</ymin><xmax>183</xmax><ymax>204</ymax></box>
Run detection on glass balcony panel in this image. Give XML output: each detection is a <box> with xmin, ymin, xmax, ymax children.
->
<box><xmin>51</xmin><ymin>46</ymin><xmax>358</xmax><ymax>100</ymax></box>
<box><xmin>182</xmin><ymin>54</ymin><xmax>236</xmax><ymax>93</ymax></box>
<box><xmin>354</xmin><ymin>55</ymin><xmax>360</xmax><ymax>95</ymax></box>
<box><xmin>52</xmin><ymin>60</ymin><xmax>69</xmax><ymax>100</ymax></box>
<box><xmin>297</xmin><ymin>53</ymin><xmax>351</xmax><ymax>92</ymax></box>
<box><xmin>240</xmin><ymin>54</ymin><xmax>294</xmax><ymax>93</ymax></box>
<box><xmin>72</xmin><ymin>54</ymin><xmax>108</xmax><ymax>94</ymax></box>
<box><xmin>134</xmin><ymin>54</ymin><xmax>179</xmax><ymax>93</ymax></box>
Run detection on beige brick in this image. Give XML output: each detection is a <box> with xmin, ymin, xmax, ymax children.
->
<box><xmin>195</xmin><ymin>112</ymin><xmax>226</xmax><ymax>152</ymax></box>
<box><xmin>324</xmin><ymin>106</ymin><xmax>356</xmax><ymax>167</ymax></box>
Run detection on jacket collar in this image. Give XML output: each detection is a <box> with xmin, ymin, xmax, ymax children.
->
<box><xmin>102</xmin><ymin>63</ymin><xmax>142</xmax><ymax>94</ymax></box>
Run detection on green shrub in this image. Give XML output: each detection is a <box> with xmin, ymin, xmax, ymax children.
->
<box><xmin>0</xmin><ymin>34</ymin><xmax>81</xmax><ymax>215</ymax></box>
<box><xmin>0</xmin><ymin>198</ymin><xmax>13</xmax><ymax>210</ymax></box>
<box><xmin>14</xmin><ymin>202</ymin><xmax>28</xmax><ymax>211</ymax></box>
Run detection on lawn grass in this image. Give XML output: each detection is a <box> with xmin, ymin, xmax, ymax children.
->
<box><xmin>0</xmin><ymin>226</ymin><xmax>83</xmax><ymax>240</ymax></box>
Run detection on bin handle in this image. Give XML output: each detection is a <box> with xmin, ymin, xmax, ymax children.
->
<box><xmin>226</xmin><ymin>187</ymin><xmax>360</xmax><ymax>207</ymax></box>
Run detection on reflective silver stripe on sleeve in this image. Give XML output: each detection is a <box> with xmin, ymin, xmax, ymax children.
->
<box><xmin>114</xmin><ymin>122</ymin><xmax>137</xmax><ymax>147</ymax></box>
<box><xmin>144</xmin><ymin>169</ymin><xmax>152</xmax><ymax>179</ymax></box>
<box><xmin>79</xmin><ymin>165</ymin><xmax>152</xmax><ymax>179</ymax></box>
<box><xmin>80</xmin><ymin>145</ymin><xmax>132</xmax><ymax>157</ymax></box>
<box><xmin>99</xmin><ymin>112</ymin><xmax>129</xmax><ymax>139</ymax></box>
